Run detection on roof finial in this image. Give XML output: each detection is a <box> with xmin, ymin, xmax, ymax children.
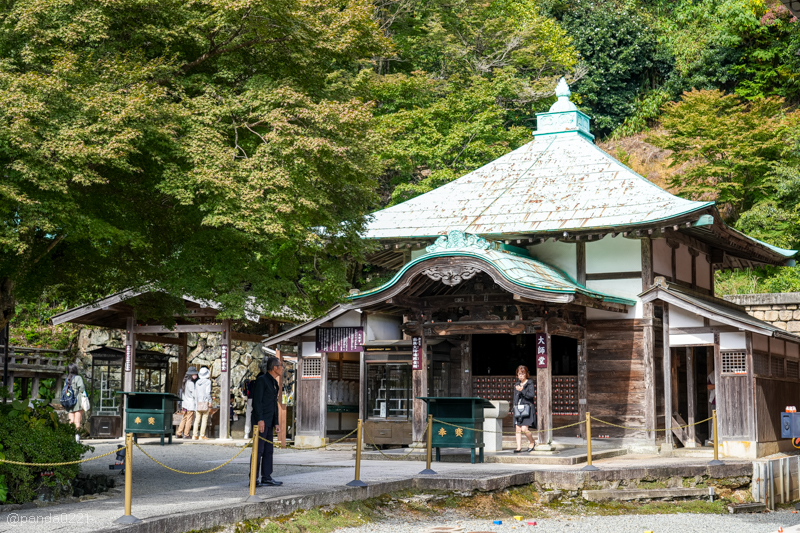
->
<box><xmin>555</xmin><ymin>77</ymin><xmax>570</xmax><ymax>99</ymax></box>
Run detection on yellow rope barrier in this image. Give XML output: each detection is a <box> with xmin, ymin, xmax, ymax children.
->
<box><xmin>134</xmin><ymin>441</ymin><xmax>251</xmax><ymax>475</ymax></box>
<box><xmin>590</xmin><ymin>415</ymin><xmax>713</xmax><ymax>432</ymax></box>
<box><xmin>432</xmin><ymin>418</ymin><xmax>586</xmax><ymax>436</ymax></box>
<box><xmin>0</xmin><ymin>447</ymin><xmax>124</xmax><ymax>467</ymax></box>
<box><xmin>257</xmin><ymin>426</ymin><xmax>359</xmax><ymax>450</ymax></box>
<box><xmin>364</xmin><ymin>421</ymin><xmax>431</xmax><ymax>460</ymax></box>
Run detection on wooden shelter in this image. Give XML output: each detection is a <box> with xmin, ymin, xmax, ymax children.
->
<box><xmin>265</xmin><ymin>79</ymin><xmax>800</xmax><ymax>457</ymax></box>
<box><xmin>50</xmin><ymin>289</ymin><xmax>291</xmax><ymax>440</ymax></box>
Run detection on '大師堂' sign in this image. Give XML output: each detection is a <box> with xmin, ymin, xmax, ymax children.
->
<box><xmin>535</xmin><ymin>333</ymin><xmax>548</xmax><ymax>368</ymax></box>
<box><xmin>316</xmin><ymin>327</ymin><xmax>364</xmax><ymax>353</ymax></box>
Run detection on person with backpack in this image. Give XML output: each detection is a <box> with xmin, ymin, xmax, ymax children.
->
<box><xmin>61</xmin><ymin>363</ymin><xmax>86</xmax><ymax>442</ymax></box>
<box><xmin>192</xmin><ymin>366</ymin><xmax>213</xmax><ymax>440</ymax></box>
<box><xmin>176</xmin><ymin>367</ymin><xmax>199</xmax><ymax>439</ymax></box>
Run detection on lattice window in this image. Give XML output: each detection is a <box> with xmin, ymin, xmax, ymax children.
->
<box><xmin>754</xmin><ymin>353</ymin><xmax>770</xmax><ymax>376</ymax></box>
<box><xmin>342</xmin><ymin>362</ymin><xmax>360</xmax><ymax>380</ymax></box>
<box><xmin>302</xmin><ymin>358</ymin><xmax>321</xmax><ymax>379</ymax></box>
<box><xmin>772</xmin><ymin>356</ymin><xmax>786</xmax><ymax>378</ymax></box>
<box><xmin>721</xmin><ymin>351</ymin><xmax>747</xmax><ymax>375</ymax></box>
<box><xmin>787</xmin><ymin>360</ymin><xmax>799</xmax><ymax>380</ymax></box>
<box><xmin>327</xmin><ymin>361</ymin><xmax>339</xmax><ymax>379</ymax></box>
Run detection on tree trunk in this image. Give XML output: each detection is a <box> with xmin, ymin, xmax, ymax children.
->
<box><xmin>0</xmin><ymin>278</ymin><xmax>15</xmax><ymax>332</ymax></box>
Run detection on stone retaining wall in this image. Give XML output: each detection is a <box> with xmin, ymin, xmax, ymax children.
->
<box><xmin>724</xmin><ymin>292</ymin><xmax>800</xmax><ymax>333</ymax></box>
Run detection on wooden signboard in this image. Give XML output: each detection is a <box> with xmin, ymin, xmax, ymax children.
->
<box><xmin>536</xmin><ymin>333</ymin><xmax>548</xmax><ymax>368</ymax></box>
<box><xmin>412</xmin><ymin>337</ymin><xmax>422</xmax><ymax>370</ymax></box>
<box><xmin>125</xmin><ymin>345</ymin><xmax>132</xmax><ymax>372</ymax></box>
<box><xmin>315</xmin><ymin>327</ymin><xmax>364</xmax><ymax>353</ymax></box>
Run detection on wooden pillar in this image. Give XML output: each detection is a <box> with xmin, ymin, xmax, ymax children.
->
<box><xmin>412</xmin><ymin>332</ymin><xmax>428</xmax><ymax>443</ymax></box>
<box><xmin>641</xmin><ymin>239</ymin><xmax>656</xmax><ymax>442</ymax></box>
<box><xmin>461</xmin><ymin>335</ymin><xmax>472</xmax><ymax>397</ymax></box>
<box><xmin>19</xmin><ymin>377</ymin><xmax>29</xmax><ymax>400</ymax></box>
<box><xmin>177</xmin><ymin>333</ymin><xmax>187</xmax><ymax>380</ymax></box>
<box><xmin>359</xmin><ymin>312</ymin><xmax>368</xmax><ymax>421</ymax></box>
<box><xmin>578</xmin><ymin>339</ymin><xmax>587</xmax><ymax>439</ymax></box>
<box><xmin>536</xmin><ymin>321</ymin><xmax>553</xmax><ymax>446</ymax></box>
<box><xmin>30</xmin><ymin>377</ymin><xmax>40</xmax><ymax>400</ymax></box>
<box><xmin>219</xmin><ymin>319</ymin><xmax>232</xmax><ymax>439</ymax></box>
<box><xmin>277</xmin><ymin>348</ymin><xmax>287</xmax><ymax>446</ymax></box>
<box><xmin>319</xmin><ymin>352</ymin><xmax>328</xmax><ymax>442</ymax></box>
<box><xmin>686</xmin><ymin>346</ymin><xmax>697</xmax><ymax>446</ymax></box>
<box><xmin>713</xmin><ymin>332</ymin><xmax>722</xmax><ymax>440</ymax></box>
<box><xmin>663</xmin><ymin>302</ymin><xmax>673</xmax><ymax>445</ymax></box>
<box><xmin>123</xmin><ymin>316</ymin><xmax>136</xmax><ymax>432</ymax></box>
<box><xmin>745</xmin><ymin>331</ymin><xmax>755</xmax><ymax>442</ymax></box>
<box><xmin>296</xmin><ymin>342</ymin><xmax>304</xmax><ymax>434</ymax></box>
<box><xmin>576</xmin><ymin>241</ymin><xmax>586</xmax><ymax>286</ymax></box>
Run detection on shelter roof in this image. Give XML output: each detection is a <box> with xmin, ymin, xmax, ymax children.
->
<box><xmin>50</xmin><ymin>289</ymin><xmax>261</xmax><ymax>329</ymax></box>
<box><xmin>639</xmin><ymin>278</ymin><xmax>800</xmax><ymax>342</ymax></box>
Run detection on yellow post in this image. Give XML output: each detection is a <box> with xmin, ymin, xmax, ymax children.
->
<box><xmin>709</xmin><ymin>409</ymin><xmax>723</xmax><ymax>465</ymax></box>
<box><xmin>245</xmin><ymin>424</ymin><xmax>262</xmax><ymax>502</ymax></box>
<box><xmin>419</xmin><ymin>414</ymin><xmax>437</xmax><ymax>474</ymax></box>
<box><xmin>113</xmin><ymin>433</ymin><xmax>141</xmax><ymax>524</ymax></box>
<box><xmin>582</xmin><ymin>412</ymin><xmax>598</xmax><ymax>471</ymax></box>
<box><xmin>346</xmin><ymin>419</ymin><xmax>367</xmax><ymax>487</ymax></box>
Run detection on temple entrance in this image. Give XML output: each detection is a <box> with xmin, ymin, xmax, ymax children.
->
<box><xmin>471</xmin><ymin>334</ymin><xmax>579</xmax><ymax>434</ymax></box>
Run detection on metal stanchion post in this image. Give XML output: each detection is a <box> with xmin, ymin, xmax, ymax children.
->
<box><xmin>709</xmin><ymin>409</ymin><xmax>723</xmax><ymax>465</ymax></box>
<box><xmin>582</xmin><ymin>412</ymin><xmax>599</xmax><ymax>471</ymax></box>
<box><xmin>245</xmin><ymin>424</ymin><xmax>262</xmax><ymax>502</ymax></box>
<box><xmin>419</xmin><ymin>414</ymin><xmax>437</xmax><ymax>475</ymax></box>
<box><xmin>114</xmin><ymin>433</ymin><xmax>141</xmax><ymax>524</ymax></box>
<box><xmin>347</xmin><ymin>419</ymin><xmax>367</xmax><ymax>487</ymax></box>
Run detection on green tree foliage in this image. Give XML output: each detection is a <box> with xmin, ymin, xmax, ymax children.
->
<box><xmin>0</xmin><ymin>0</ymin><xmax>390</xmax><ymax>327</ymax></box>
<box><xmin>547</xmin><ymin>0</ymin><xmax>666</xmax><ymax>137</ymax></box>
<box><xmin>654</xmin><ymin>89</ymin><xmax>800</xmax><ymax>223</ymax></box>
<box><xmin>368</xmin><ymin>0</ymin><xmax>578</xmax><ymax>204</ymax></box>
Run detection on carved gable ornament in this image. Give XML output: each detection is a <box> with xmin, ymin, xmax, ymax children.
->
<box><xmin>422</xmin><ymin>265</ymin><xmax>480</xmax><ymax>286</ymax></box>
<box><xmin>426</xmin><ymin>230</ymin><xmax>491</xmax><ymax>254</ymax></box>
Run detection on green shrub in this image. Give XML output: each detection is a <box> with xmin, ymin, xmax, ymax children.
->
<box><xmin>0</xmin><ymin>400</ymin><xmax>91</xmax><ymax>504</ymax></box>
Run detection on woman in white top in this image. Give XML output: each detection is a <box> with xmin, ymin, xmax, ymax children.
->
<box><xmin>176</xmin><ymin>367</ymin><xmax>198</xmax><ymax>438</ymax></box>
<box><xmin>192</xmin><ymin>366</ymin><xmax>213</xmax><ymax>440</ymax></box>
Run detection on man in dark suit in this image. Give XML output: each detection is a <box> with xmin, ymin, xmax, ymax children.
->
<box><xmin>252</xmin><ymin>356</ymin><xmax>283</xmax><ymax>487</ymax></box>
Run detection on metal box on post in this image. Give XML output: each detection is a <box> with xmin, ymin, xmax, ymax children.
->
<box><xmin>419</xmin><ymin>396</ymin><xmax>494</xmax><ymax>464</ymax></box>
<box><xmin>120</xmin><ymin>392</ymin><xmax>181</xmax><ymax>445</ymax></box>
<box><xmin>780</xmin><ymin>411</ymin><xmax>800</xmax><ymax>439</ymax></box>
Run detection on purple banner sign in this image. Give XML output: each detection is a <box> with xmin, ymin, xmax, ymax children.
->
<box><xmin>535</xmin><ymin>333</ymin><xmax>548</xmax><ymax>369</ymax></box>
<box><xmin>315</xmin><ymin>327</ymin><xmax>364</xmax><ymax>353</ymax></box>
<box><xmin>412</xmin><ymin>337</ymin><xmax>422</xmax><ymax>370</ymax></box>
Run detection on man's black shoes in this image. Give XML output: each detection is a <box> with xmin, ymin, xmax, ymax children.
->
<box><xmin>260</xmin><ymin>477</ymin><xmax>283</xmax><ymax>486</ymax></box>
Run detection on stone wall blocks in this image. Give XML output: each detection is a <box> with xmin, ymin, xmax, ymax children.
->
<box><xmin>774</xmin><ymin>321</ymin><xmax>788</xmax><ymax>330</ymax></box>
<box><xmin>753</xmin><ymin>311</ymin><xmax>765</xmax><ymax>320</ymax></box>
<box><xmin>780</xmin><ymin>311</ymin><xmax>793</xmax><ymax>321</ymax></box>
<box><xmin>765</xmin><ymin>311</ymin><xmax>780</xmax><ymax>321</ymax></box>
<box><xmin>788</xmin><ymin>322</ymin><xmax>800</xmax><ymax>333</ymax></box>
<box><xmin>793</xmin><ymin>310</ymin><xmax>800</xmax><ymax>320</ymax></box>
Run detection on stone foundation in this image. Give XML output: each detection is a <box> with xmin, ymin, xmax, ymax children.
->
<box><xmin>724</xmin><ymin>292</ymin><xmax>800</xmax><ymax>333</ymax></box>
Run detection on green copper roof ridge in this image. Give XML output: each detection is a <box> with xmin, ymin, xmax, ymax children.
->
<box><xmin>348</xmin><ymin>248</ymin><xmax>637</xmax><ymax>306</ymax></box>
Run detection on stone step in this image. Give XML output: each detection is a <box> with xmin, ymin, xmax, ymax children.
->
<box><xmin>359</xmin><ymin>446</ymin><xmax>627</xmax><ymax>465</ymax></box>
<box><xmin>582</xmin><ymin>487</ymin><xmax>710</xmax><ymax>502</ymax></box>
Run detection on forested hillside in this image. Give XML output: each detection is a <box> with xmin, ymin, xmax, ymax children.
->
<box><xmin>1</xmin><ymin>0</ymin><xmax>798</xmax><ymax>339</ymax></box>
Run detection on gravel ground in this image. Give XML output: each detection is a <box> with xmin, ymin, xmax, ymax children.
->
<box><xmin>332</xmin><ymin>509</ymin><xmax>800</xmax><ymax>533</ymax></box>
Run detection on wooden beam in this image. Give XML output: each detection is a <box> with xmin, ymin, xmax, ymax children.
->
<box><xmin>230</xmin><ymin>332</ymin><xmax>266</xmax><ymax>343</ymax></box>
<box><xmin>686</xmin><ymin>346</ymin><xmax>697</xmax><ymax>447</ymax></box>
<box><xmin>745</xmin><ymin>331</ymin><xmax>755</xmax><ymax>442</ymax></box>
<box><xmin>576</xmin><ymin>241</ymin><xmax>586</xmax><ymax>286</ymax></box>
<box><xmin>585</xmin><ymin>271</ymin><xmax>642</xmax><ymax>281</ymax></box>
<box><xmin>134</xmin><ymin>324</ymin><xmax>225</xmax><ymax>333</ymax></box>
<box><xmin>546</xmin><ymin>317</ymin><xmax>585</xmax><ymax>339</ymax></box>
<box><xmin>422</xmin><ymin>320</ymin><xmax>541</xmax><ymax>337</ymax></box>
<box><xmin>178</xmin><ymin>333</ymin><xmax>187</xmax><ymax>384</ymax></box>
<box><xmin>713</xmin><ymin>332</ymin><xmax>722</xmax><ymax>439</ymax></box>
<box><xmin>461</xmin><ymin>336</ymin><xmax>472</xmax><ymax>397</ymax></box>
<box><xmin>669</xmin><ymin>326</ymin><xmax>740</xmax><ymax>334</ymax></box>
<box><xmin>136</xmin><ymin>334</ymin><xmax>185</xmax><ymax>345</ymax></box>
<box><xmin>663</xmin><ymin>302</ymin><xmax>673</xmax><ymax>446</ymax></box>
<box><xmin>388</xmin><ymin>293</ymin><xmax>522</xmax><ymax>309</ymax></box>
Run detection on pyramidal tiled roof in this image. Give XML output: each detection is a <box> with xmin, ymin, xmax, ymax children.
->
<box><xmin>366</xmin><ymin>79</ymin><xmax>713</xmax><ymax>240</ymax></box>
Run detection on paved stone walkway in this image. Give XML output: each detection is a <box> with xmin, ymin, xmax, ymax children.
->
<box><xmin>0</xmin><ymin>438</ymin><xmax>757</xmax><ymax>533</ymax></box>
